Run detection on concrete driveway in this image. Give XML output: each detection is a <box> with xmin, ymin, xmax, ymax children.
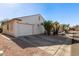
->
<box><xmin>0</xmin><ymin>34</ymin><xmax>71</xmax><ymax>56</ymax></box>
<box><xmin>71</xmin><ymin>43</ymin><xmax>79</xmax><ymax>56</ymax></box>
<box><xmin>19</xmin><ymin>34</ymin><xmax>71</xmax><ymax>56</ymax></box>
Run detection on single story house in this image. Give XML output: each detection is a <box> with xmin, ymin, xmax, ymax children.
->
<box><xmin>2</xmin><ymin>14</ymin><xmax>45</xmax><ymax>37</ymax></box>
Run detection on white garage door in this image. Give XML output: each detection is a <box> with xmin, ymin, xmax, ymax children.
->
<box><xmin>18</xmin><ymin>24</ymin><xmax>33</xmax><ymax>36</ymax></box>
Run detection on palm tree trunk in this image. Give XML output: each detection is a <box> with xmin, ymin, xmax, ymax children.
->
<box><xmin>56</xmin><ymin>30</ymin><xmax>58</xmax><ymax>35</ymax></box>
<box><xmin>47</xmin><ymin>31</ymin><xmax>50</xmax><ymax>35</ymax></box>
<box><xmin>53</xmin><ymin>30</ymin><xmax>56</xmax><ymax>35</ymax></box>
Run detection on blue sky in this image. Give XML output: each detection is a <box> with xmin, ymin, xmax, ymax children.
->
<box><xmin>0</xmin><ymin>3</ymin><xmax>79</xmax><ymax>26</ymax></box>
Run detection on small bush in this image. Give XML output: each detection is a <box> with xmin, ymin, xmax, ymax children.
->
<box><xmin>0</xmin><ymin>28</ymin><xmax>3</xmax><ymax>33</ymax></box>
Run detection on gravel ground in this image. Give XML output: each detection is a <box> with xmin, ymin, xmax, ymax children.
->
<box><xmin>0</xmin><ymin>34</ymin><xmax>51</xmax><ymax>56</ymax></box>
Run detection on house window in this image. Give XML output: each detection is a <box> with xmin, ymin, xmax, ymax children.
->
<box><xmin>37</xmin><ymin>24</ymin><xmax>40</xmax><ymax>27</ymax></box>
<box><xmin>38</xmin><ymin>16</ymin><xmax>40</xmax><ymax>21</ymax></box>
<box><xmin>7</xmin><ymin>24</ymin><xmax>9</xmax><ymax>30</ymax></box>
<box><xmin>41</xmin><ymin>23</ymin><xmax>44</xmax><ymax>25</ymax></box>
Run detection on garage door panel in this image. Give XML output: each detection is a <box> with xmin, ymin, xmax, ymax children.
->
<box><xmin>18</xmin><ymin>24</ymin><xmax>33</xmax><ymax>36</ymax></box>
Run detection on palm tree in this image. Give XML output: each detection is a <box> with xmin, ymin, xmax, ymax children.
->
<box><xmin>52</xmin><ymin>21</ymin><xmax>60</xmax><ymax>35</ymax></box>
<box><xmin>61</xmin><ymin>24</ymin><xmax>70</xmax><ymax>33</ymax></box>
<box><xmin>0</xmin><ymin>21</ymin><xmax>4</xmax><ymax>33</ymax></box>
<box><xmin>0</xmin><ymin>20</ymin><xmax>9</xmax><ymax>31</ymax></box>
<box><xmin>43</xmin><ymin>20</ymin><xmax>53</xmax><ymax>35</ymax></box>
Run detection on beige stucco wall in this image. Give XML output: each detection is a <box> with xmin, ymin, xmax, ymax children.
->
<box><xmin>17</xmin><ymin>14</ymin><xmax>44</xmax><ymax>24</ymax></box>
<box><xmin>3</xmin><ymin>20</ymin><xmax>17</xmax><ymax>36</ymax></box>
<box><xmin>14</xmin><ymin>14</ymin><xmax>45</xmax><ymax>37</ymax></box>
<box><xmin>3</xmin><ymin>14</ymin><xmax>45</xmax><ymax>37</ymax></box>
